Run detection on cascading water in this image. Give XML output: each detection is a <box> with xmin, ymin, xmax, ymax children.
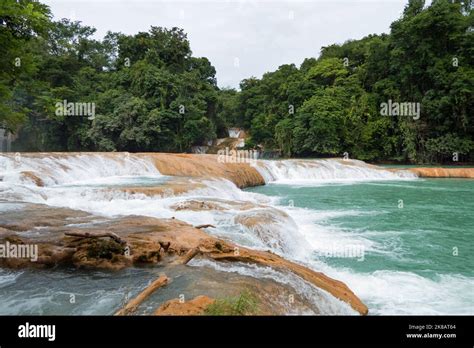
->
<box><xmin>0</xmin><ymin>153</ymin><xmax>161</xmax><ymax>187</ymax></box>
<box><xmin>1</xmin><ymin>153</ymin><xmax>471</xmax><ymax>315</ymax></box>
<box><xmin>255</xmin><ymin>159</ymin><xmax>417</xmax><ymax>184</ymax></box>
<box><xmin>246</xmin><ymin>171</ymin><xmax>474</xmax><ymax>315</ymax></box>
<box><xmin>0</xmin><ymin>153</ymin><xmax>312</xmax><ymax>290</ymax></box>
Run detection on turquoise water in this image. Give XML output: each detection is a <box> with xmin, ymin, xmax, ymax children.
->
<box><xmin>1</xmin><ymin>153</ymin><xmax>472</xmax><ymax>314</ymax></box>
<box><xmin>247</xmin><ymin>178</ymin><xmax>474</xmax><ymax>314</ymax></box>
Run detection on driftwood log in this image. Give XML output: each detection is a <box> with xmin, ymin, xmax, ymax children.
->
<box><xmin>194</xmin><ymin>224</ymin><xmax>216</xmax><ymax>229</ymax></box>
<box><xmin>64</xmin><ymin>231</ymin><xmax>127</xmax><ymax>245</ymax></box>
<box><xmin>172</xmin><ymin>248</ymin><xmax>200</xmax><ymax>265</ymax></box>
<box><xmin>115</xmin><ymin>275</ymin><xmax>169</xmax><ymax>316</ymax></box>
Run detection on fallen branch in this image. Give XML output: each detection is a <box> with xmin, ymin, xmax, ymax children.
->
<box><xmin>172</xmin><ymin>248</ymin><xmax>200</xmax><ymax>265</ymax></box>
<box><xmin>64</xmin><ymin>231</ymin><xmax>127</xmax><ymax>245</ymax></box>
<box><xmin>115</xmin><ymin>275</ymin><xmax>169</xmax><ymax>316</ymax></box>
<box><xmin>194</xmin><ymin>224</ymin><xmax>216</xmax><ymax>229</ymax></box>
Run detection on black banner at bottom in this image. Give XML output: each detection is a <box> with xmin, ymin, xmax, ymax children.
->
<box><xmin>0</xmin><ymin>315</ymin><xmax>471</xmax><ymax>346</ymax></box>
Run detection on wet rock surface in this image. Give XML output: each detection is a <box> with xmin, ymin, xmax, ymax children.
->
<box><xmin>0</xmin><ymin>153</ymin><xmax>375</xmax><ymax>315</ymax></box>
<box><xmin>0</xmin><ymin>201</ymin><xmax>367</xmax><ymax>314</ymax></box>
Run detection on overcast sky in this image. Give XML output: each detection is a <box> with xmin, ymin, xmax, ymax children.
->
<box><xmin>43</xmin><ymin>0</ymin><xmax>408</xmax><ymax>88</ymax></box>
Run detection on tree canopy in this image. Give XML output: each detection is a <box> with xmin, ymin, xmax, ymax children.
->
<box><xmin>1</xmin><ymin>0</ymin><xmax>473</xmax><ymax>163</ymax></box>
<box><xmin>233</xmin><ymin>0</ymin><xmax>473</xmax><ymax>163</ymax></box>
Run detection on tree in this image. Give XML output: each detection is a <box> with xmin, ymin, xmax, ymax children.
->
<box><xmin>0</xmin><ymin>0</ymin><xmax>50</xmax><ymax>131</ymax></box>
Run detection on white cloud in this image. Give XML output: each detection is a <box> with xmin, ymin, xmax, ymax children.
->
<box><xmin>44</xmin><ymin>0</ymin><xmax>407</xmax><ymax>88</ymax></box>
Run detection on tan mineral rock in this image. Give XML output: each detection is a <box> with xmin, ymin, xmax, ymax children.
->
<box><xmin>407</xmin><ymin>167</ymin><xmax>474</xmax><ymax>178</ymax></box>
<box><xmin>154</xmin><ymin>295</ymin><xmax>215</xmax><ymax>315</ymax></box>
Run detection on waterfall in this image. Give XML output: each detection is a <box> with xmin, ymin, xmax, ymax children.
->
<box><xmin>0</xmin><ymin>153</ymin><xmax>161</xmax><ymax>186</ymax></box>
<box><xmin>255</xmin><ymin>159</ymin><xmax>417</xmax><ymax>184</ymax></box>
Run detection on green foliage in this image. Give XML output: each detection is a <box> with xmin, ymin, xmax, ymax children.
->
<box><xmin>0</xmin><ymin>0</ymin><xmax>51</xmax><ymax>131</ymax></box>
<box><xmin>275</xmin><ymin>118</ymin><xmax>293</xmax><ymax>157</ymax></box>
<box><xmin>87</xmin><ymin>239</ymin><xmax>124</xmax><ymax>260</ymax></box>
<box><xmin>234</xmin><ymin>0</ymin><xmax>473</xmax><ymax>163</ymax></box>
<box><xmin>293</xmin><ymin>88</ymin><xmax>346</xmax><ymax>155</ymax></box>
<box><xmin>204</xmin><ymin>290</ymin><xmax>259</xmax><ymax>316</ymax></box>
<box><xmin>5</xmin><ymin>5</ymin><xmax>220</xmax><ymax>152</ymax></box>
<box><xmin>424</xmin><ymin>134</ymin><xmax>474</xmax><ymax>162</ymax></box>
<box><xmin>3</xmin><ymin>0</ymin><xmax>473</xmax><ymax>163</ymax></box>
<box><xmin>306</xmin><ymin>58</ymin><xmax>348</xmax><ymax>85</ymax></box>
<box><xmin>215</xmin><ymin>88</ymin><xmax>239</xmax><ymax>136</ymax></box>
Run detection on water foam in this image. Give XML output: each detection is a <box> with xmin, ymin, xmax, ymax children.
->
<box><xmin>0</xmin><ymin>153</ymin><xmax>161</xmax><ymax>186</ymax></box>
<box><xmin>324</xmin><ymin>268</ymin><xmax>474</xmax><ymax>315</ymax></box>
<box><xmin>190</xmin><ymin>258</ymin><xmax>356</xmax><ymax>315</ymax></box>
<box><xmin>255</xmin><ymin>159</ymin><xmax>417</xmax><ymax>185</ymax></box>
<box><xmin>3</xmin><ymin>153</ymin><xmax>466</xmax><ymax>316</ymax></box>
<box><xmin>262</xmin><ymin>193</ymin><xmax>474</xmax><ymax>315</ymax></box>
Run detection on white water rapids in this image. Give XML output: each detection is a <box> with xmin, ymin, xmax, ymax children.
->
<box><xmin>255</xmin><ymin>158</ymin><xmax>415</xmax><ymax>185</ymax></box>
<box><xmin>0</xmin><ymin>153</ymin><xmax>441</xmax><ymax>315</ymax></box>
